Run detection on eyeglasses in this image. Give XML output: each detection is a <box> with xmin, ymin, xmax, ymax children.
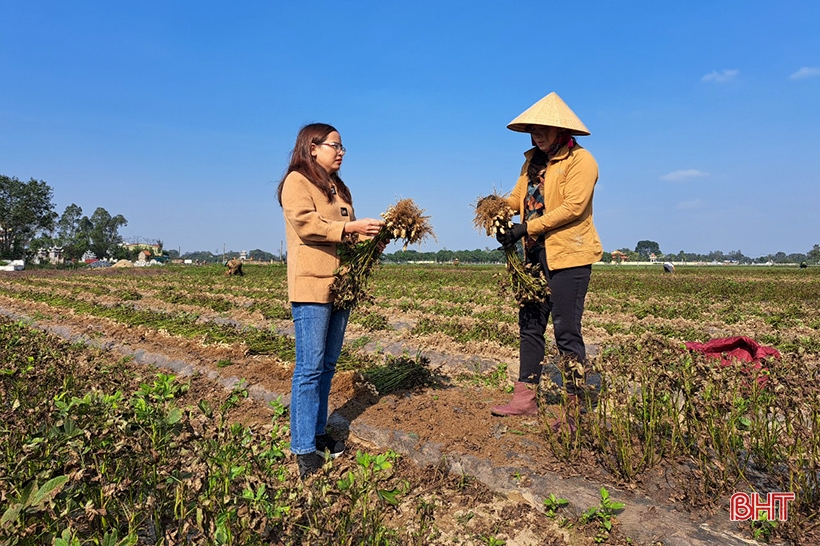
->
<box><xmin>321</xmin><ymin>142</ymin><xmax>346</xmax><ymax>154</ymax></box>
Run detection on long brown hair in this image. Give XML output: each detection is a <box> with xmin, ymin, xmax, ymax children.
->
<box><xmin>277</xmin><ymin>123</ymin><xmax>353</xmax><ymax>206</ymax></box>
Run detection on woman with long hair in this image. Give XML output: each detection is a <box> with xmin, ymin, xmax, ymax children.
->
<box><xmin>277</xmin><ymin>123</ymin><xmax>384</xmax><ymax>478</ymax></box>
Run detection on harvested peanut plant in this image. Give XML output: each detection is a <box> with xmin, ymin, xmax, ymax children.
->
<box><xmin>332</xmin><ymin>198</ymin><xmax>435</xmax><ymax>310</ymax></box>
<box><xmin>473</xmin><ymin>192</ymin><xmax>549</xmax><ymax>306</ymax></box>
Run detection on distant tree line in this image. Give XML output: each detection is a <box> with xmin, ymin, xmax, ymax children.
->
<box><xmin>1</xmin><ymin>174</ymin><xmax>134</xmax><ymax>261</ymax></box>
<box><xmin>601</xmin><ymin>240</ymin><xmax>820</xmax><ymax>265</ymax></box>
<box><xmin>179</xmin><ymin>249</ymin><xmax>279</xmax><ymax>263</ymax></box>
<box><xmin>384</xmin><ymin>244</ymin><xmax>820</xmax><ymax>266</ymax></box>
<box><xmin>382</xmin><ymin>248</ymin><xmax>506</xmax><ymax>264</ymax></box>
<box><xmin>150</xmin><ymin>242</ymin><xmax>820</xmax><ymax>267</ymax></box>
<box><xmin>6</xmin><ymin>174</ymin><xmax>817</xmax><ymax>266</ymax></box>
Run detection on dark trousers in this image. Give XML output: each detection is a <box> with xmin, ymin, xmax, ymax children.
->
<box><xmin>518</xmin><ymin>247</ymin><xmax>591</xmax><ymax>393</ymax></box>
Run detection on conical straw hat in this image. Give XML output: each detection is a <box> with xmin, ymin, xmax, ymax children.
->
<box><xmin>507</xmin><ymin>92</ymin><xmax>590</xmax><ymax>136</ymax></box>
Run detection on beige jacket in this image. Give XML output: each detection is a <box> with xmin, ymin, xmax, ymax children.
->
<box><xmin>281</xmin><ymin>171</ymin><xmax>355</xmax><ymax>303</ymax></box>
<box><xmin>506</xmin><ymin>144</ymin><xmax>603</xmax><ymax>270</ymax></box>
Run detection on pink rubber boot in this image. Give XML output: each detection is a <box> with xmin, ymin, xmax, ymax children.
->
<box><xmin>491</xmin><ymin>382</ymin><xmax>537</xmax><ymax>416</ymax></box>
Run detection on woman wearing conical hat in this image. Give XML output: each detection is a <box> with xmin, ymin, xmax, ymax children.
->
<box><xmin>491</xmin><ymin>93</ymin><xmax>603</xmax><ymax>431</ymax></box>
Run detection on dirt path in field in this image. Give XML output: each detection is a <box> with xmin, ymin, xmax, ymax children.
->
<box><xmin>0</xmin><ymin>293</ymin><xmax>763</xmax><ymax>546</ymax></box>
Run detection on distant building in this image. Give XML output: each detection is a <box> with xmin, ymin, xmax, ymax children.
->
<box><xmin>122</xmin><ymin>243</ymin><xmax>162</xmax><ymax>255</ymax></box>
<box><xmin>0</xmin><ymin>259</ymin><xmax>25</xmax><ymax>271</ymax></box>
<box><xmin>33</xmin><ymin>246</ymin><xmax>64</xmax><ymax>265</ymax></box>
<box><xmin>136</xmin><ymin>250</ymin><xmax>152</xmax><ymax>264</ymax></box>
<box><xmin>611</xmin><ymin>250</ymin><xmax>629</xmax><ymax>262</ymax></box>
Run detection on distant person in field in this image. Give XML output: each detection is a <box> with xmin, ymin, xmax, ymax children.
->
<box><xmin>225</xmin><ymin>258</ymin><xmax>244</xmax><ymax>276</ymax></box>
<box><xmin>277</xmin><ymin>122</ymin><xmax>384</xmax><ymax>479</ymax></box>
<box><xmin>492</xmin><ymin>93</ymin><xmax>603</xmax><ymax>433</ymax></box>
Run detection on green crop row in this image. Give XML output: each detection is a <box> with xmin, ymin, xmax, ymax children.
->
<box><xmin>0</xmin><ymin>318</ymin><xmax>414</xmax><ymax>545</ymax></box>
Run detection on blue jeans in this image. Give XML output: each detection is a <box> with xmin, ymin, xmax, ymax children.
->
<box><xmin>290</xmin><ymin>302</ymin><xmax>350</xmax><ymax>455</ymax></box>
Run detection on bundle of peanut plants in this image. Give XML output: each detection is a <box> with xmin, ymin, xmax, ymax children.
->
<box><xmin>473</xmin><ymin>192</ymin><xmax>549</xmax><ymax>306</ymax></box>
<box><xmin>332</xmin><ymin>198</ymin><xmax>435</xmax><ymax>310</ymax></box>
<box><xmin>359</xmin><ymin>352</ymin><xmax>442</xmax><ymax>395</ymax></box>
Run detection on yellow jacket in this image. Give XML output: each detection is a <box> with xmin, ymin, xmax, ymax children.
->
<box><xmin>506</xmin><ymin>144</ymin><xmax>603</xmax><ymax>270</ymax></box>
<box><xmin>281</xmin><ymin>171</ymin><xmax>355</xmax><ymax>303</ymax></box>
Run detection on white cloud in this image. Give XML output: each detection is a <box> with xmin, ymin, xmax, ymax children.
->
<box><xmin>676</xmin><ymin>199</ymin><xmax>703</xmax><ymax>210</ymax></box>
<box><xmin>660</xmin><ymin>169</ymin><xmax>709</xmax><ymax>182</ymax></box>
<box><xmin>789</xmin><ymin>67</ymin><xmax>820</xmax><ymax>80</ymax></box>
<box><xmin>701</xmin><ymin>69</ymin><xmax>739</xmax><ymax>83</ymax></box>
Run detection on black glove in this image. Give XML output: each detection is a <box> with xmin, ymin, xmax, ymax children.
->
<box><xmin>496</xmin><ymin>222</ymin><xmax>528</xmax><ymax>249</ymax></box>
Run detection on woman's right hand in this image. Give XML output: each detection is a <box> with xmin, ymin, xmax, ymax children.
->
<box><xmin>344</xmin><ymin>218</ymin><xmax>384</xmax><ymax>237</ymax></box>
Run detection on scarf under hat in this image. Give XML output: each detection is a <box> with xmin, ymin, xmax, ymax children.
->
<box><xmin>522</xmin><ymin>133</ymin><xmax>576</xmax><ymax>250</ymax></box>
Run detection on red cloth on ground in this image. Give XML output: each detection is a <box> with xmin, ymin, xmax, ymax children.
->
<box><xmin>685</xmin><ymin>337</ymin><xmax>780</xmax><ymax>389</ymax></box>
<box><xmin>685</xmin><ymin>336</ymin><xmax>780</xmax><ymax>382</ymax></box>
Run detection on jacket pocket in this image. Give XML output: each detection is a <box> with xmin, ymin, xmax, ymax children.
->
<box><xmin>295</xmin><ymin>243</ymin><xmax>338</xmax><ymax>279</ymax></box>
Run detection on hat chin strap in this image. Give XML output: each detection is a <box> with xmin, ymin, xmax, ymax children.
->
<box><xmin>546</xmin><ymin>131</ymin><xmax>574</xmax><ymax>156</ymax></box>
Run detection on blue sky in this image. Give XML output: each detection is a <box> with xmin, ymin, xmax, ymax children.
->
<box><xmin>2</xmin><ymin>1</ymin><xmax>819</xmax><ymax>258</ymax></box>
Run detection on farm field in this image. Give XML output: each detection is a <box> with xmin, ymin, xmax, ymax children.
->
<box><xmin>1</xmin><ymin>263</ymin><xmax>819</xmax><ymax>544</ymax></box>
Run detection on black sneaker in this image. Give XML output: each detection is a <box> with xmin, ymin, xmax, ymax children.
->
<box><xmin>297</xmin><ymin>452</ymin><xmax>324</xmax><ymax>479</ymax></box>
<box><xmin>315</xmin><ymin>433</ymin><xmax>345</xmax><ymax>459</ymax></box>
